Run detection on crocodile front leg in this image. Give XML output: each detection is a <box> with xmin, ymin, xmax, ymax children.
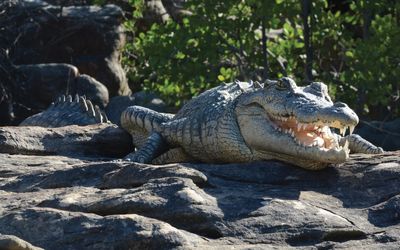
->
<box><xmin>340</xmin><ymin>134</ymin><xmax>384</xmax><ymax>154</ymax></box>
<box><xmin>153</xmin><ymin>148</ymin><xmax>195</xmax><ymax>164</ymax></box>
<box><xmin>124</xmin><ymin>132</ymin><xmax>168</xmax><ymax>163</ymax></box>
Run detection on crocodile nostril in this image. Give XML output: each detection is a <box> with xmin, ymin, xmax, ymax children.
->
<box><xmin>334</xmin><ymin>102</ymin><xmax>348</xmax><ymax>108</ymax></box>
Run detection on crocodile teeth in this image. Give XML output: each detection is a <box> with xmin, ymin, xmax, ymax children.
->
<box><xmin>297</xmin><ymin>123</ymin><xmax>302</xmax><ymax>131</ymax></box>
<box><xmin>343</xmin><ymin>139</ymin><xmax>350</xmax><ymax>154</ymax></box>
<box><xmin>349</xmin><ymin>125</ymin><xmax>355</xmax><ymax>135</ymax></box>
<box><xmin>339</xmin><ymin>127</ymin><xmax>347</xmax><ymax>136</ymax></box>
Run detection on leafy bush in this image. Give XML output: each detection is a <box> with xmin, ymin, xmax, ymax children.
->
<box><xmin>124</xmin><ymin>0</ymin><xmax>400</xmax><ymax>118</ymax></box>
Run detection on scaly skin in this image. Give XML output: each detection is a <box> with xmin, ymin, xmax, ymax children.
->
<box><xmin>20</xmin><ymin>95</ymin><xmax>108</xmax><ymax>127</ymax></box>
<box><xmin>121</xmin><ymin>77</ymin><xmax>383</xmax><ymax>170</ymax></box>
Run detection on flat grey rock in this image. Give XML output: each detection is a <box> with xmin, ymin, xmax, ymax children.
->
<box><xmin>0</xmin><ymin>152</ymin><xmax>399</xmax><ymax>249</ymax></box>
<box><xmin>0</xmin><ymin>124</ymin><xmax>133</xmax><ymax>158</ymax></box>
<box><xmin>0</xmin><ymin>234</ymin><xmax>43</xmax><ymax>250</ymax></box>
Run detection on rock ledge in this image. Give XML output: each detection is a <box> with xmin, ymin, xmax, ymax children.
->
<box><xmin>0</xmin><ymin>151</ymin><xmax>399</xmax><ymax>249</ymax></box>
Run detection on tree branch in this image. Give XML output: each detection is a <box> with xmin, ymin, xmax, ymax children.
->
<box><xmin>261</xmin><ymin>18</ymin><xmax>269</xmax><ymax>79</ymax></box>
<box><xmin>301</xmin><ymin>0</ymin><xmax>313</xmax><ymax>82</ymax></box>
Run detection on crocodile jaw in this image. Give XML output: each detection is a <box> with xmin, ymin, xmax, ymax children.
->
<box><xmin>236</xmin><ymin>105</ymin><xmax>352</xmax><ymax>169</ymax></box>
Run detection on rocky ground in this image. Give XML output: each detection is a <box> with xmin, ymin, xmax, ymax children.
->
<box><xmin>0</xmin><ymin>148</ymin><xmax>399</xmax><ymax>249</ymax></box>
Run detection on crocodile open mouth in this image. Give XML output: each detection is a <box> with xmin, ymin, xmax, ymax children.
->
<box><xmin>269</xmin><ymin>115</ymin><xmax>354</xmax><ymax>150</ymax></box>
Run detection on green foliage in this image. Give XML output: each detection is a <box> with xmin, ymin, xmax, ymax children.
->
<box><xmin>339</xmin><ymin>3</ymin><xmax>400</xmax><ymax>116</ymax></box>
<box><xmin>91</xmin><ymin>0</ymin><xmax>106</xmax><ymax>5</ymax></box>
<box><xmin>124</xmin><ymin>0</ymin><xmax>400</xmax><ymax>118</ymax></box>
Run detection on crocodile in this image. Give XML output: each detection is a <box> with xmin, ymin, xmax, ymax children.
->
<box><xmin>120</xmin><ymin>77</ymin><xmax>383</xmax><ymax>170</ymax></box>
<box><xmin>21</xmin><ymin>77</ymin><xmax>383</xmax><ymax>170</ymax></box>
<box><xmin>20</xmin><ymin>95</ymin><xmax>109</xmax><ymax>127</ymax></box>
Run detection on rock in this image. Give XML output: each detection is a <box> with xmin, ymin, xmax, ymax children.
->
<box><xmin>355</xmin><ymin>119</ymin><xmax>400</xmax><ymax>151</ymax></box>
<box><xmin>74</xmin><ymin>74</ymin><xmax>109</xmax><ymax>108</ymax></box>
<box><xmin>0</xmin><ymin>234</ymin><xmax>43</xmax><ymax>250</ymax></box>
<box><xmin>45</xmin><ymin>0</ymin><xmax>91</xmax><ymax>6</ymax></box>
<box><xmin>0</xmin><ymin>124</ymin><xmax>133</xmax><ymax>158</ymax></box>
<box><xmin>0</xmin><ymin>151</ymin><xmax>399</xmax><ymax>248</ymax></box>
<box><xmin>15</xmin><ymin>64</ymin><xmax>109</xmax><ymax>110</ymax></box>
<box><xmin>368</xmin><ymin>194</ymin><xmax>400</xmax><ymax>227</ymax></box>
<box><xmin>2</xmin><ymin>0</ymin><xmax>130</xmax><ymax>97</ymax></box>
<box><xmin>15</xmin><ymin>64</ymin><xmax>79</xmax><ymax>110</ymax></box>
<box><xmin>39</xmin><ymin>178</ymin><xmax>223</xmax><ymax>238</ymax></box>
<box><xmin>0</xmin><ymin>207</ymin><xmax>207</xmax><ymax>249</ymax></box>
<box><xmin>132</xmin><ymin>91</ymin><xmax>167</xmax><ymax>111</ymax></box>
<box><xmin>101</xmin><ymin>163</ymin><xmax>207</xmax><ymax>188</ymax></box>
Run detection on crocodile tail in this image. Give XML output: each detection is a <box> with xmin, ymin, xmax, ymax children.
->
<box><xmin>19</xmin><ymin>95</ymin><xmax>109</xmax><ymax>127</ymax></box>
<box><xmin>121</xmin><ymin>106</ymin><xmax>174</xmax><ymax>133</ymax></box>
<box><xmin>342</xmin><ymin>134</ymin><xmax>384</xmax><ymax>154</ymax></box>
<box><xmin>120</xmin><ymin>106</ymin><xmax>174</xmax><ymax>147</ymax></box>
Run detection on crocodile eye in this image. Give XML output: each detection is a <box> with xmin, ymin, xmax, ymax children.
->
<box><xmin>275</xmin><ymin>79</ymin><xmax>287</xmax><ymax>90</ymax></box>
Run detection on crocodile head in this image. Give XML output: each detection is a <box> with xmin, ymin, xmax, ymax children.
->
<box><xmin>235</xmin><ymin>77</ymin><xmax>359</xmax><ymax>170</ymax></box>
